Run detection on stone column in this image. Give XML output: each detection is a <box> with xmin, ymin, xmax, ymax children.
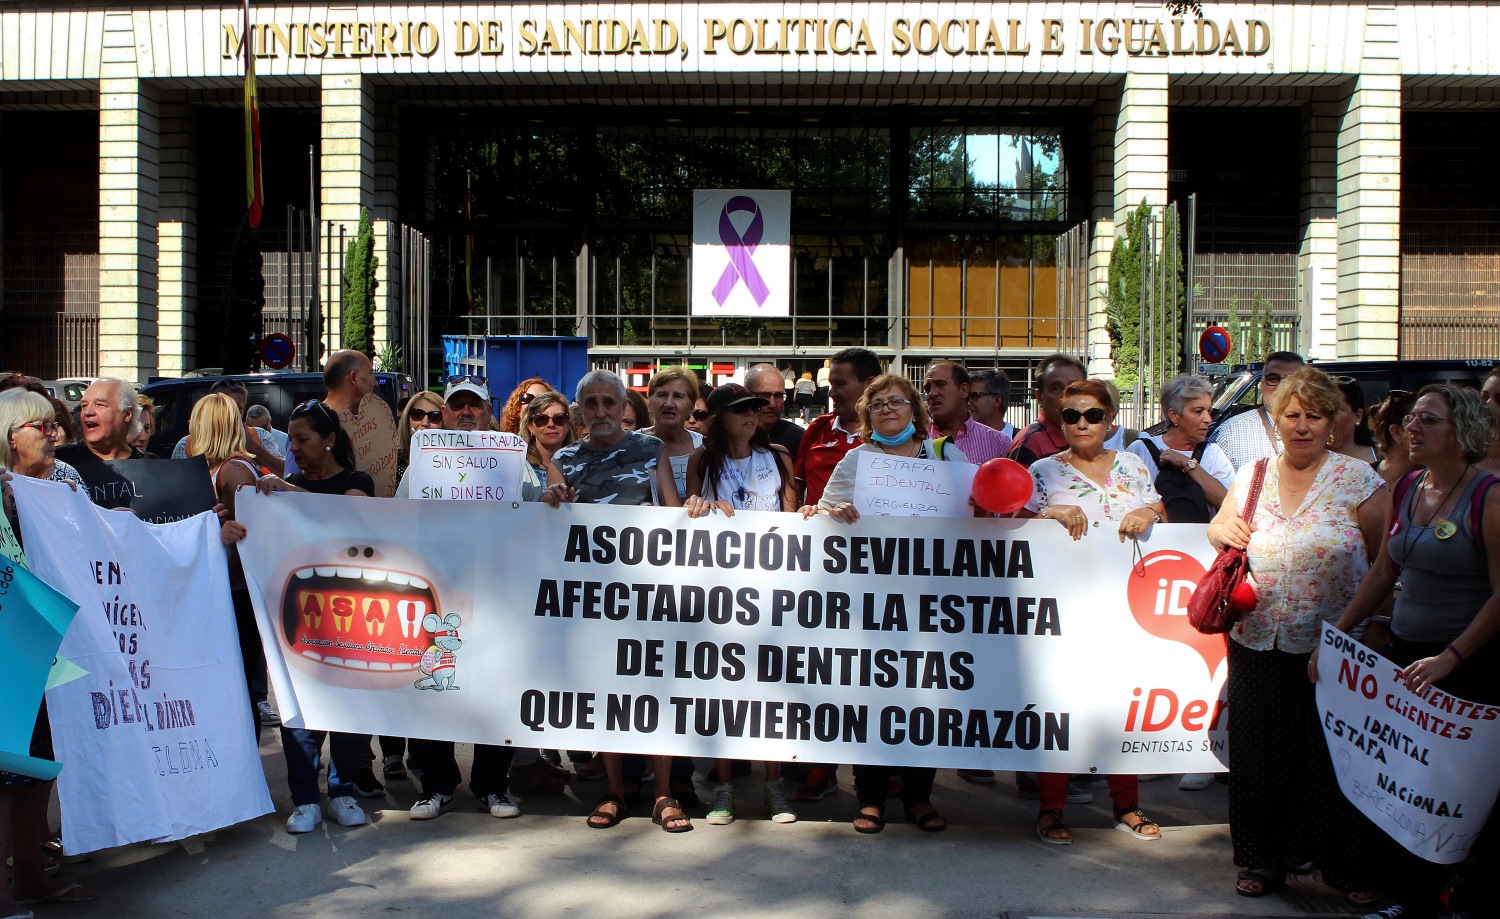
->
<box><xmin>320</xmin><ymin>72</ymin><xmax>375</xmax><ymax>357</ymax></box>
<box><xmin>158</xmin><ymin>103</ymin><xmax>196</xmax><ymax>375</ymax></box>
<box><xmin>98</xmin><ymin>75</ymin><xmax>160</xmax><ymax>381</ymax></box>
<box><xmin>1335</xmin><ymin>74</ymin><xmax>1402</xmax><ymax>360</ymax></box>
<box><xmin>1298</xmin><ymin>97</ymin><xmax>1340</xmax><ymax>361</ymax></box>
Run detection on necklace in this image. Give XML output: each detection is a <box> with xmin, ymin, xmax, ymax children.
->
<box><xmin>1279</xmin><ymin>452</ymin><xmax>1326</xmax><ymax>506</ymax></box>
<box><xmin>1398</xmin><ymin>466</ymin><xmax>1471</xmax><ymax>558</ymax></box>
<box><xmin>724</xmin><ymin>454</ymin><xmax>753</xmax><ymax>506</ymax></box>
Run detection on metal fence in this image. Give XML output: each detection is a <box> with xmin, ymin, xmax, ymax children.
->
<box><xmin>1400</xmin><ymin>252</ymin><xmax>1500</xmax><ymax>359</ymax></box>
<box><xmin>1</xmin><ymin>312</ymin><xmax>99</xmax><ymax>380</ymax></box>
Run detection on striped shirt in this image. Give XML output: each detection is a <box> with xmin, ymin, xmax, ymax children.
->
<box><xmin>930</xmin><ymin>416</ymin><xmax>1012</xmax><ymax>465</ymax></box>
<box><xmin>1207</xmin><ymin>406</ymin><xmax>1282</xmax><ymax>470</ymax></box>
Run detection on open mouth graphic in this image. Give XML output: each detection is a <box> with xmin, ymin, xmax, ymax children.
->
<box><xmin>282</xmin><ymin>565</ymin><xmax>438</xmax><ymax>673</ymax></box>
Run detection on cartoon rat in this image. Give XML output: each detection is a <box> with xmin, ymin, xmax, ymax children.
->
<box><xmin>414</xmin><ymin>612</ymin><xmax>463</xmax><ymax>691</ymax></box>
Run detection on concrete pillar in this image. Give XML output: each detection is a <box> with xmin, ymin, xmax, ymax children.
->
<box><xmin>320</xmin><ymin>72</ymin><xmax>376</xmax><ymax>357</ymax></box>
<box><xmin>158</xmin><ymin>103</ymin><xmax>196</xmax><ymax>375</ymax></box>
<box><xmin>1086</xmin><ymin>90</ymin><xmax>1120</xmax><ymax>377</ymax></box>
<box><xmin>1298</xmin><ymin>97</ymin><xmax>1340</xmax><ymax>361</ymax></box>
<box><xmin>98</xmin><ymin>75</ymin><xmax>160</xmax><ymax>381</ymax></box>
<box><xmin>1114</xmin><ymin>74</ymin><xmax>1171</xmax><ymax>227</ymax></box>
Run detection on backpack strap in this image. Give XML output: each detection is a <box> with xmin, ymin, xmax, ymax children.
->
<box><xmin>1392</xmin><ymin>469</ymin><xmax>1423</xmax><ymax>520</ymax></box>
<box><xmin>1141</xmin><ymin>438</ymin><xmax>1162</xmax><ymax>466</ymax></box>
<box><xmin>1470</xmin><ymin>474</ymin><xmax>1498</xmax><ymax>545</ymax></box>
<box><xmin>1191</xmin><ymin>440</ymin><xmax>1208</xmax><ymax>462</ymax></box>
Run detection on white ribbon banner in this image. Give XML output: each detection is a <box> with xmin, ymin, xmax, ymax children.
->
<box><xmin>10</xmin><ymin>478</ymin><xmax>273</xmax><ymax>855</ymax></box>
<box><xmin>852</xmin><ymin>451</ymin><xmax>976</xmax><ymax>518</ymax></box>
<box><xmin>237</xmin><ymin>492</ymin><xmax>1232</xmax><ymax>772</ymax></box>
<box><xmin>408</xmin><ymin>429</ymin><xmax>525</xmax><ymax>501</ymax></box>
<box><xmin>1315</xmin><ymin>624</ymin><xmax>1500</xmax><ymax>864</ymax></box>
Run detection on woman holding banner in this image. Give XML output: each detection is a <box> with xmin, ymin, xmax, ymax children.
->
<box><xmin>1206</xmin><ymin>367</ymin><xmax>1385</xmax><ymax>903</ymax></box>
<box><xmin>0</xmin><ymin>388</ymin><xmax>98</xmax><ymax>910</ymax></box>
<box><xmin>1016</xmin><ymin>379</ymin><xmax>1166</xmax><ymax>846</ymax></box>
<box><xmin>673</xmin><ymin>382</ymin><xmax>798</xmax><ymax>826</ymax></box>
<box><xmin>804</xmin><ymin>373</ymin><xmax>967</xmax><ymax>834</ymax></box>
<box><xmin>1329</xmin><ymin>384</ymin><xmax>1500</xmax><ymax>917</ymax></box>
<box><xmin>255</xmin><ymin>400</ymin><xmax>379</xmax><ymax>834</ymax></box>
<box><xmin>642</xmin><ymin>366</ymin><xmax>704</xmax><ymax>503</ymax></box>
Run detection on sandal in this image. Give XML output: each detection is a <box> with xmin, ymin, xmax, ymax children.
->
<box><xmin>1236</xmin><ymin>869</ymin><xmax>1280</xmax><ymax>898</ymax></box>
<box><xmin>904</xmin><ymin>803</ymin><xmax>947</xmax><ymax>833</ymax></box>
<box><xmin>1037</xmin><ymin>808</ymin><xmax>1072</xmax><ymax>845</ymax></box>
<box><xmin>586</xmin><ymin>794</ymin><xmax>627</xmax><ymax>829</ymax></box>
<box><xmin>652</xmin><ymin>796</ymin><xmax>692</xmax><ymax>833</ymax></box>
<box><xmin>853</xmin><ymin>805</ymin><xmax>885</xmax><ymax>835</ymax></box>
<box><xmin>1285</xmin><ymin>869</ymin><xmax>1344</xmax><ymax>898</ymax></box>
<box><xmin>1114</xmin><ymin>806</ymin><xmax>1161</xmax><ymax>841</ymax></box>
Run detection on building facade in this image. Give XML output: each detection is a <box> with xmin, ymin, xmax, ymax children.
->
<box><xmin>3</xmin><ymin>2</ymin><xmax>1498</xmax><ymax>388</ymax></box>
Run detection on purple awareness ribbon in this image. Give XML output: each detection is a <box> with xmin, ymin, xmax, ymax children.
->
<box><xmin>711</xmin><ymin>196</ymin><xmax>771</xmax><ymax>307</ymax></box>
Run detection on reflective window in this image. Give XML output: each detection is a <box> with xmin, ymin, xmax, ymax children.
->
<box><xmin>909</xmin><ymin>127</ymin><xmax>1066</xmax><ymax>221</ymax></box>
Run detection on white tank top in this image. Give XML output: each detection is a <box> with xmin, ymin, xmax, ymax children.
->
<box><xmin>706</xmin><ymin>448</ymin><xmax>781</xmax><ymax>511</ymax></box>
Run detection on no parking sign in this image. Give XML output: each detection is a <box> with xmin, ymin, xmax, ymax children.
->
<box><xmin>260</xmin><ymin>333</ymin><xmax>294</xmax><ymax>369</ymax></box>
<box><xmin>1199</xmin><ymin>326</ymin><xmax>1232</xmax><ymax>364</ymax></box>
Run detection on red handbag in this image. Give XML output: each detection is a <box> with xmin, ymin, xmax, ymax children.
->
<box><xmin>1187</xmin><ymin>458</ymin><xmax>1268</xmax><ymax>635</ymax></box>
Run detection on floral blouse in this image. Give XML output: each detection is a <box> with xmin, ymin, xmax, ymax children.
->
<box><xmin>1025</xmin><ymin>450</ymin><xmax>1161</xmax><ymax>525</ymax></box>
<box><xmin>1232</xmin><ymin>454</ymin><xmax>1385</xmax><ymax>654</ymax></box>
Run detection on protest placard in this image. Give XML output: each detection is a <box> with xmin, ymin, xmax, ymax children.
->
<box><xmin>407</xmin><ymin>429</ymin><xmax>526</xmax><ymax>502</ymax></box>
<box><xmin>11</xmin><ymin>478</ymin><xmax>272</xmax><ymax>855</ymax></box>
<box><xmin>238</xmin><ymin>493</ymin><xmax>1230</xmax><ymax>774</ymax></box>
<box><xmin>852</xmin><ymin>451</ymin><xmax>976</xmax><ymax>518</ymax></box>
<box><xmin>75</xmin><ymin>456</ymin><xmax>217</xmax><ymax>524</ymax></box>
<box><xmin>0</xmin><ymin>556</ymin><xmax>77</xmax><ymax>780</ymax></box>
<box><xmin>1315</xmin><ymin>624</ymin><xmax>1500</xmax><ymax>864</ymax></box>
<box><xmin>0</xmin><ymin>510</ymin><xmax>24</xmax><ymax>565</ymax></box>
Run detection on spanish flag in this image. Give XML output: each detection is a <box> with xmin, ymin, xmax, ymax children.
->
<box><xmin>243</xmin><ymin>0</ymin><xmax>264</xmax><ymax>228</ymax></box>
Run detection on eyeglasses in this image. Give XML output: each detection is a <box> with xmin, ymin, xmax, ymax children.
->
<box><xmin>409</xmin><ymin>409</ymin><xmax>442</xmax><ymax>424</ymax></box>
<box><xmin>443</xmin><ymin>374</ymin><xmax>486</xmax><ymax>386</ymax></box>
<box><xmin>11</xmin><ymin>419</ymin><xmax>59</xmax><ymax>437</ymax></box>
<box><xmin>691</xmin><ymin>409</ymin><xmax>710</xmax><ymax>422</ymax></box>
<box><xmin>1061</xmin><ymin>407</ymin><xmax>1108</xmax><ymax>425</ymax></box>
<box><xmin>1404</xmin><ymin>412</ymin><xmax>1451</xmax><ymax>428</ymax></box>
<box><xmin>869</xmin><ymin>398</ymin><xmax>913</xmax><ymax>414</ymax></box>
<box><xmin>532</xmin><ymin>412</ymin><xmax>570</xmax><ymax>427</ymax></box>
<box><xmin>1261</xmin><ymin>373</ymin><xmax>1285</xmax><ymax>386</ymax></box>
<box><xmin>750</xmin><ymin>390</ymin><xmax>784</xmax><ymax>402</ymax></box>
<box><xmin>967</xmin><ymin>392</ymin><xmax>998</xmax><ymax>402</ymax></box>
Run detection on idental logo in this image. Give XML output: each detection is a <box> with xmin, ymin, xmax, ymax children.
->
<box><xmin>1126</xmin><ymin>549</ymin><xmax>1225</xmax><ymax>678</ymax></box>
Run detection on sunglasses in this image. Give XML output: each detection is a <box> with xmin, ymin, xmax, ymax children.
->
<box><xmin>518</xmin><ymin>392</ymin><xmax>537</xmax><ymax>405</ymax></box>
<box><xmin>1061</xmin><ymin>407</ymin><xmax>1108</xmax><ymax>425</ymax></box>
<box><xmin>295</xmin><ymin>399</ymin><xmax>337</xmax><ymax>423</ymax></box>
<box><xmin>691</xmin><ymin>409</ymin><xmax>710</xmax><ymax>422</ymax></box>
<box><xmin>409</xmin><ymin>409</ymin><xmax>442</xmax><ymax>424</ymax></box>
<box><xmin>443</xmin><ymin>374</ymin><xmax>487</xmax><ymax>386</ymax></box>
<box><xmin>532</xmin><ymin>412</ymin><xmax>571</xmax><ymax>427</ymax></box>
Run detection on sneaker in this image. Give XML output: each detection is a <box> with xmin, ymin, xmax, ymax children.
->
<box><xmin>1015</xmin><ymin>773</ymin><xmax>1094</xmax><ymax>804</ymax></box>
<box><xmin>764</xmin><ymin>777</ymin><xmax>797</xmax><ymax>824</ymax></box>
<box><xmin>352</xmin><ymin>766</ymin><xmax>386</xmax><ymax>798</ymax></box>
<box><xmin>795</xmin><ymin>766</ymin><xmax>838</xmax><ymax>802</ymax></box>
<box><xmin>327</xmin><ymin>796</ymin><xmax>367</xmax><ymax>828</ymax></box>
<box><xmin>286</xmin><ymin>803</ymin><xmax>323</xmax><ymax>834</ymax></box>
<box><xmin>409</xmin><ymin>792</ymin><xmax>453</xmax><ymax>820</ymax></box>
<box><xmin>1179</xmin><ymin>773</ymin><xmax>1215</xmax><ymax>791</ymax></box>
<box><xmin>382</xmin><ymin>755</ymin><xmax>408</xmax><ymax>781</ymax></box>
<box><xmin>1362</xmin><ymin>906</ymin><xmax>1406</xmax><ymax>919</ymax></box>
<box><xmin>481</xmin><ymin>793</ymin><xmax>521</xmax><ymax>818</ymax></box>
<box><xmin>256</xmin><ymin>700</ymin><xmax>280</xmax><ymax>727</ymax></box>
<box><xmin>707</xmin><ymin>782</ymin><xmax>735</xmax><ymax>825</ymax></box>
<box><xmin>957</xmin><ymin>768</ymin><xmax>996</xmax><ymax>785</ymax></box>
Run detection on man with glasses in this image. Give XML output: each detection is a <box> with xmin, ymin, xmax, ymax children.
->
<box><xmin>1009</xmin><ymin>354</ymin><xmax>1087</xmax><ymax>468</ymax></box>
<box><xmin>1206</xmin><ymin>351</ymin><xmax>1306</xmax><ymax>470</ymax></box>
<box><xmin>967</xmin><ymin>369</ymin><xmax>1016</xmax><ymax>440</ymax></box>
<box><xmin>746</xmin><ymin>363</ymin><xmax>804</xmax><ymax>457</ymax></box>
<box><xmin>924</xmin><ymin>361</ymin><xmax>1011</xmax><ymax>464</ymax></box>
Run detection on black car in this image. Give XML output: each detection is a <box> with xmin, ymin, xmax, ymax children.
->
<box><xmin>141</xmin><ymin>372</ymin><xmax>416</xmax><ymax>459</ymax></box>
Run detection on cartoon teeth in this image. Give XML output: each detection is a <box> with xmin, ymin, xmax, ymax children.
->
<box><xmin>397</xmin><ymin>599</ymin><xmax>427</xmax><ymax>638</ymax></box>
<box><xmin>281</xmin><ymin>564</ymin><xmax>440</xmax><ymax>676</ymax></box>
<box><xmin>363</xmin><ymin>598</ymin><xmax>390</xmax><ymax>637</ymax></box>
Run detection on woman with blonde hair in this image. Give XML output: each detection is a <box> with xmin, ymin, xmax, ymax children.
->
<box><xmin>643</xmin><ymin>366</ymin><xmax>703</xmax><ymax>503</ymax></box>
<box><xmin>520</xmin><ymin>391</ymin><xmax>576</xmax><ymax>489</ymax></box>
<box><xmin>397</xmin><ymin>390</ymin><xmax>444</xmax><ymax>482</ymax></box>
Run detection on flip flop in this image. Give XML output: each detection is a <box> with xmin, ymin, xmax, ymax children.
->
<box><xmin>17</xmin><ymin>882</ymin><xmax>97</xmax><ymax>905</ymax></box>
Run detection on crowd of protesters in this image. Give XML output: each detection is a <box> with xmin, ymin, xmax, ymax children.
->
<box><xmin>2</xmin><ymin>353</ymin><xmax>1499</xmax><ymax>919</ymax></box>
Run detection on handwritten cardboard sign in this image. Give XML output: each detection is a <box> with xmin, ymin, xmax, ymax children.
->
<box><xmin>852</xmin><ymin>451</ymin><xmax>976</xmax><ymax>518</ymax></box>
<box><xmin>408</xmin><ymin>430</ymin><xmax>525</xmax><ymax>502</ymax></box>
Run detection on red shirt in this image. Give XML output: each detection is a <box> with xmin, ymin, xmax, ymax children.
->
<box><xmin>793</xmin><ymin>413</ymin><xmax>862</xmax><ymax>506</ymax></box>
<box><xmin>1007</xmin><ymin>417</ymin><xmax>1068</xmax><ymax>468</ymax></box>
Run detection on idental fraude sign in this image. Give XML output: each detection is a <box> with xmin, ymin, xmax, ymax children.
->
<box><xmin>237</xmin><ymin>492</ymin><xmax>1232</xmax><ymax>773</ymax></box>
<box><xmin>220</xmin><ymin>9</ymin><xmax>1270</xmax><ymax>64</ymax></box>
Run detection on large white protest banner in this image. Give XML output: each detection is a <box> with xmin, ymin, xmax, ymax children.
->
<box><xmin>239</xmin><ymin>491</ymin><xmax>1232</xmax><ymax>773</ymax></box>
<box><xmin>11</xmin><ymin>478</ymin><xmax>273</xmax><ymax>855</ymax></box>
<box><xmin>407</xmin><ymin>429</ymin><xmax>525</xmax><ymax>502</ymax></box>
<box><xmin>1315</xmin><ymin>624</ymin><xmax>1500</xmax><ymax>864</ymax></box>
<box><xmin>852</xmin><ymin>451</ymin><xmax>976</xmax><ymax>518</ymax></box>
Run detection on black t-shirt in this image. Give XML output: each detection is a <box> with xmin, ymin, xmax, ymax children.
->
<box><xmin>288</xmin><ymin>468</ymin><xmax>375</xmax><ymax>497</ymax></box>
<box><xmin>54</xmin><ymin>442</ymin><xmax>149</xmax><ymax>466</ymax></box>
<box><xmin>767</xmin><ymin>419</ymin><xmax>804</xmax><ymax>457</ymax></box>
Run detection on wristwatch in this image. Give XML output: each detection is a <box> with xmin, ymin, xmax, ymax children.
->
<box><xmin>1184</xmin><ymin>459</ymin><xmax>1198</xmax><ymax>471</ymax></box>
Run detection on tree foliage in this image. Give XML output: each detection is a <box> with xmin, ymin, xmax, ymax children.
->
<box><xmin>220</xmin><ymin>214</ymin><xmax>265</xmax><ymax>375</ymax></box>
<box><xmin>1105</xmin><ymin>203</ymin><xmax>1149</xmax><ymax>393</ymax></box>
<box><xmin>1103</xmin><ymin>201</ymin><xmax>1187</xmax><ymax>408</ymax></box>
<box><xmin>342</xmin><ymin>206</ymin><xmax>378</xmax><ymax>356</ymax></box>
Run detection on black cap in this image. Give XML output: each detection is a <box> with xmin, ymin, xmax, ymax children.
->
<box><xmin>706</xmin><ymin>383</ymin><xmax>769</xmax><ymax>416</ymax></box>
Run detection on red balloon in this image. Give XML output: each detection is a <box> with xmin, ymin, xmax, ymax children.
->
<box><xmin>972</xmin><ymin>458</ymin><xmax>1034</xmax><ymax>515</ymax></box>
<box><xmin>1229</xmin><ymin>580</ymin><xmax>1258</xmax><ymax>613</ymax></box>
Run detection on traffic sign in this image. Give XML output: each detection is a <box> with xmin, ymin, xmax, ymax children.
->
<box><xmin>1199</xmin><ymin>326</ymin><xmax>1232</xmax><ymax>363</ymax></box>
<box><xmin>260</xmin><ymin>333</ymin><xmax>294</xmax><ymax>369</ymax></box>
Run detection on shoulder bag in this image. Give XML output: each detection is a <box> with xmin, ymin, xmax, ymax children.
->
<box><xmin>1187</xmin><ymin>457</ymin><xmax>1268</xmax><ymax>635</ymax></box>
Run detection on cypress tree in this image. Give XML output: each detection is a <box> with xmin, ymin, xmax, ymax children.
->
<box><xmin>220</xmin><ymin>214</ymin><xmax>265</xmax><ymax>374</ymax></box>
<box><xmin>342</xmin><ymin>207</ymin><xmax>378</xmax><ymax>356</ymax></box>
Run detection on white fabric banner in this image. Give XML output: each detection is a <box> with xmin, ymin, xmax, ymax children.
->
<box><xmin>691</xmin><ymin>189</ymin><xmax>791</xmax><ymax>317</ymax></box>
<box><xmin>408</xmin><ymin>430</ymin><xmax>525</xmax><ymax>502</ymax></box>
<box><xmin>11</xmin><ymin>478</ymin><xmax>273</xmax><ymax>855</ymax></box>
<box><xmin>238</xmin><ymin>491</ymin><xmax>1232</xmax><ymax>773</ymax></box>
<box><xmin>1315</xmin><ymin>624</ymin><xmax>1500</xmax><ymax>864</ymax></box>
<box><xmin>852</xmin><ymin>451</ymin><xmax>976</xmax><ymax>518</ymax></box>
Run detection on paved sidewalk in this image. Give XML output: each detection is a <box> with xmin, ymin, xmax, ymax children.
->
<box><xmin>44</xmin><ymin>735</ymin><xmax>1360</xmax><ymax>919</ymax></box>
